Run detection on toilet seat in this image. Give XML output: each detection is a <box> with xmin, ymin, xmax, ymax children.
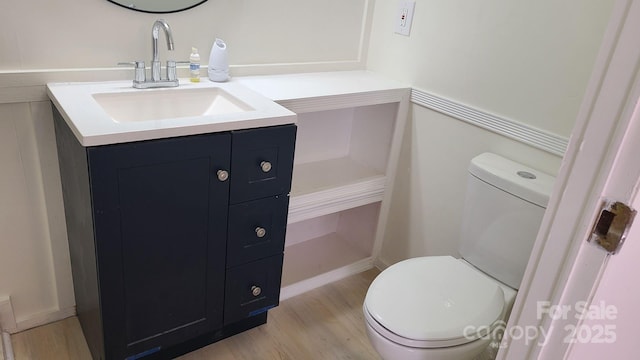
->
<box><xmin>364</xmin><ymin>256</ymin><xmax>505</xmax><ymax>348</ymax></box>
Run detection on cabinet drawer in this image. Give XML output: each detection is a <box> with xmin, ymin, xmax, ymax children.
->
<box><xmin>224</xmin><ymin>254</ymin><xmax>283</xmax><ymax>325</ymax></box>
<box><xmin>230</xmin><ymin>125</ymin><xmax>296</xmax><ymax>203</ymax></box>
<box><xmin>227</xmin><ymin>195</ymin><xmax>289</xmax><ymax>267</ymax></box>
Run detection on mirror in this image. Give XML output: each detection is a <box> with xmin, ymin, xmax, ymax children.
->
<box><xmin>107</xmin><ymin>0</ymin><xmax>208</xmax><ymax>13</ymax></box>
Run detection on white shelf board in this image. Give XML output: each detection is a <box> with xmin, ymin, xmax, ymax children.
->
<box><xmin>289</xmin><ymin>157</ymin><xmax>386</xmax><ymax>223</ymax></box>
<box><xmin>280</xmin><ymin>232</ymin><xmax>373</xmax><ymax>300</ymax></box>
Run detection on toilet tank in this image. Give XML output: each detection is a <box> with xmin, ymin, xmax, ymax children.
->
<box><xmin>458</xmin><ymin>153</ymin><xmax>555</xmax><ymax>289</ymax></box>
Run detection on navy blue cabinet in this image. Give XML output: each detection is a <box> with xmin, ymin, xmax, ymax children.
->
<box><xmin>227</xmin><ymin>195</ymin><xmax>289</xmax><ymax>267</ymax></box>
<box><xmin>224</xmin><ymin>254</ymin><xmax>284</xmax><ymax>326</ymax></box>
<box><xmin>53</xmin><ymin>106</ymin><xmax>295</xmax><ymax>360</ymax></box>
<box><xmin>89</xmin><ymin>133</ymin><xmax>231</xmax><ymax>359</ymax></box>
<box><xmin>229</xmin><ymin>125</ymin><xmax>296</xmax><ymax>204</ymax></box>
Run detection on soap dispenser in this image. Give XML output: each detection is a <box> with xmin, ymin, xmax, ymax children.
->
<box><xmin>208</xmin><ymin>38</ymin><xmax>230</xmax><ymax>82</ymax></box>
<box><xmin>189</xmin><ymin>47</ymin><xmax>200</xmax><ymax>83</ymax></box>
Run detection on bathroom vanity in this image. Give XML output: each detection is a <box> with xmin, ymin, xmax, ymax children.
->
<box><xmin>49</xmin><ymin>71</ymin><xmax>409</xmax><ymax>359</ymax></box>
<box><xmin>50</xmin><ymin>80</ymin><xmax>296</xmax><ymax>359</ymax></box>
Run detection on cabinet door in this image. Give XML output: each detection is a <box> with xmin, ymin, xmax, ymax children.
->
<box><xmin>87</xmin><ymin>133</ymin><xmax>230</xmax><ymax>359</ymax></box>
<box><xmin>230</xmin><ymin>125</ymin><xmax>296</xmax><ymax>204</ymax></box>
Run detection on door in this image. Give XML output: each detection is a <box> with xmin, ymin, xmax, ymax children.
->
<box><xmin>496</xmin><ymin>0</ymin><xmax>640</xmax><ymax>358</ymax></box>
<box><xmin>87</xmin><ymin>133</ymin><xmax>231</xmax><ymax>359</ymax></box>
<box><xmin>536</xmin><ymin>83</ymin><xmax>640</xmax><ymax>359</ymax></box>
<box><xmin>566</xmin><ymin>189</ymin><xmax>640</xmax><ymax>359</ymax></box>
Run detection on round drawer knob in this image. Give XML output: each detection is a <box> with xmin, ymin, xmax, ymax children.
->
<box><xmin>216</xmin><ymin>169</ymin><xmax>229</xmax><ymax>182</ymax></box>
<box><xmin>260</xmin><ymin>161</ymin><xmax>272</xmax><ymax>173</ymax></box>
<box><xmin>255</xmin><ymin>227</ymin><xmax>266</xmax><ymax>238</ymax></box>
<box><xmin>251</xmin><ymin>285</ymin><xmax>262</xmax><ymax>297</ymax></box>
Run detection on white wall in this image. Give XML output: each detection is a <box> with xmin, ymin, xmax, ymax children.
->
<box><xmin>0</xmin><ymin>0</ymin><xmax>368</xmax><ymax>71</ymax></box>
<box><xmin>0</xmin><ymin>0</ymin><xmax>372</xmax><ymax>331</ymax></box>
<box><xmin>367</xmin><ymin>0</ymin><xmax>615</xmax><ymax>266</ymax></box>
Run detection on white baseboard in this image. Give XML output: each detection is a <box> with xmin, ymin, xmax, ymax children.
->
<box><xmin>11</xmin><ymin>306</ymin><xmax>76</xmax><ymax>334</ymax></box>
<box><xmin>372</xmin><ymin>257</ymin><xmax>391</xmax><ymax>271</ymax></box>
<box><xmin>1</xmin><ymin>331</ymin><xmax>12</xmax><ymax>360</ymax></box>
<box><xmin>0</xmin><ymin>297</ymin><xmax>16</xmax><ymax>334</ymax></box>
<box><xmin>280</xmin><ymin>258</ymin><xmax>374</xmax><ymax>301</ymax></box>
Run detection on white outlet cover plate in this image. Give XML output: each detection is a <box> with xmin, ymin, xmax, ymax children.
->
<box><xmin>395</xmin><ymin>1</ymin><xmax>416</xmax><ymax>36</ymax></box>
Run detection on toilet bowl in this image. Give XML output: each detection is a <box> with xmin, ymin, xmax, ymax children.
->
<box><xmin>363</xmin><ymin>153</ymin><xmax>555</xmax><ymax>360</ymax></box>
<box><xmin>363</xmin><ymin>256</ymin><xmax>516</xmax><ymax>360</ymax></box>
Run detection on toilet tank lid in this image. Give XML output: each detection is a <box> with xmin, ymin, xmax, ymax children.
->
<box><xmin>469</xmin><ymin>153</ymin><xmax>555</xmax><ymax>208</ymax></box>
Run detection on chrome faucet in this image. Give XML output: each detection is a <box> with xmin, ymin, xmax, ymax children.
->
<box><xmin>119</xmin><ymin>19</ymin><xmax>180</xmax><ymax>89</ymax></box>
<box><xmin>151</xmin><ymin>19</ymin><xmax>174</xmax><ymax>82</ymax></box>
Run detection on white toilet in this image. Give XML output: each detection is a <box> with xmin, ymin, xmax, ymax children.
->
<box><xmin>363</xmin><ymin>153</ymin><xmax>555</xmax><ymax>360</ymax></box>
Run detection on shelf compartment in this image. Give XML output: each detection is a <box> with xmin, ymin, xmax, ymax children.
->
<box><xmin>289</xmin><ymin>157</ymin><xmax>385</xmax><ymax>224</ymax></box>
<box><xmin>280</xmin><ymin>203</ymin><xmax>380</xmax><ymax>300</ymax></box>
<box><xmin>292</xmin><ymin>104</ymin><xmax>398</xmax><ymax>174</ymax></box>
<box><xmin>288</xmin><ymin>103</ymin><xmax>398</xmax><ymax>224</ymax></box>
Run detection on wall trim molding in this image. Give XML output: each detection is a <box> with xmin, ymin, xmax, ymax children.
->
<box><xmin>411</xmin><ymin>88</ymin><xmax>569</xmax><ymax>156</ymax></box>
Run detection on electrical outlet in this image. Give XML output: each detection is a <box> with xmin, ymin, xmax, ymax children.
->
<box><xmin>395</xmin><ymin>1</ymin><xmax>416</xmax><ymax>36</ymax></box>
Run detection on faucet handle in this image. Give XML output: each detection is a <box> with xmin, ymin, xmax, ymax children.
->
<box><xmin>166</xmin><ymin>60</ymin><xmax>177</xmax><ymax>81</ymax></box>
<box><xmin>168</xmin><ymin>60</ymin><xmax>190</xmax><ymax>81</ymax></box>
<box><xmin>118</xmin><ymin>61</ymin><xmax>146</xmax><ymax>84</ymax></box>
<box><xmin>118</xmin><ymin>60</ymin><xmax>145</xmax><ymax>66</ymax></box>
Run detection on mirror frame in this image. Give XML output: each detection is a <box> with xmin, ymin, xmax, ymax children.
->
<box><xmin>107</xmin><ymin>0</ymin><xmax>208</xmax><ymax>14</ymax></box>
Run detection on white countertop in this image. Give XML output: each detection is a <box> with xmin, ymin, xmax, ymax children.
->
<box><xmin>237</xmin><ymin>71</ymin><xmax>409</xmax><ymax>101</ymax></box>
<box><xmin>47</xmin><ymin>79</ymin><xmax>296</xmax><ymax>147</ymax></box>
<box><xmin>47</xmin><ymin>71</ymin><xmax>409</xmax><ymax>147</ymax></box>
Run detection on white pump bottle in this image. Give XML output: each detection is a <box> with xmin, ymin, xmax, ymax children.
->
<box><xmin>208</xmin><ymin>39</ymin><xmax>230</xmax><ymax>82</ymax></box>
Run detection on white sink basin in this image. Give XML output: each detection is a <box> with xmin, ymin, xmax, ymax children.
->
<box><xmin>92</xmin><ymin>87</ymin><xmax>254</xmax><ymax>123</ymax></box>
<box><xmin>47</xmin><ymin>79</ymin><xmax>296</xmax><ymax>146</ymax></box>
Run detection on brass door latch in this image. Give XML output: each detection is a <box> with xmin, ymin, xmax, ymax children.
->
<box><xmin>589</xmin><ymin>200</ymin><xmax>636</xmax><ymax>254</ymax></box>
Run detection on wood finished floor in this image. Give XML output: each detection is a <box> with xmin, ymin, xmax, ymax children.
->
<box><xmin>11</xmin><ymin>269</ymin><xmax>381</xmax><ymax>360</ymax></box>
<box><xmin>10</xmin><ymin>269</ymin><xmax>498</xmax><ymax>360</ymax></box>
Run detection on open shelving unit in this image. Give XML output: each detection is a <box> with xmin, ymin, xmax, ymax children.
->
<box><xmin>238</xmin><ymin>71</ymin><xmax>410</xmax><ymax>299</ymax></box>
<box><xmin>281</xmin><ymin>203</ymin><xmax>380</xmax><ymax>295</ymax></box>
